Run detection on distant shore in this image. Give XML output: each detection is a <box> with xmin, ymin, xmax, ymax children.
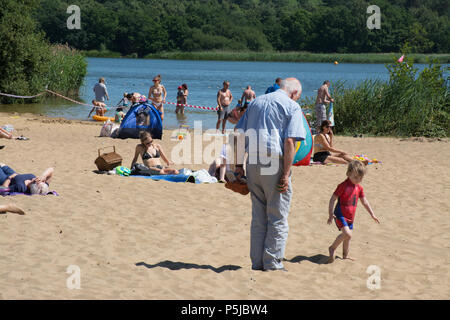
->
<box><xmin>83</xmin><ymin>50</ymin><xmax>450</xmax><ymax>64</ymax></box>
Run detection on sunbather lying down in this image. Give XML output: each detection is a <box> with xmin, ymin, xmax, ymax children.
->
<box><xmin>1</xmin><ymin>127</ymin><xmax>29</xmax><ymax>140</ymax></box>
<box><xmin>0</xmin><ymin>127</ymin><xmax>14</xmax><ymax>139</ymax></box>
<box><xmin>0</xmin><ymin>203</ymin><xmax>25</xmax><ymax>215</ymax></box>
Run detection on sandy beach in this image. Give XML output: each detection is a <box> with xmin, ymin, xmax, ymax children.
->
<box><xmin>0</xmin><ymin>112</ymin><xmax>448</xmax><ymax>300</ymax></box>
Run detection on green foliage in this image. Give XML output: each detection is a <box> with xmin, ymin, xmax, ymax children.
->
<box><xmin>0</xmin><ymin>0</ymin><xmax>87</xmax><ymax>104</ymax></box>
<box><xmin>332</xmin><ymin>58</ymin><xmax>449</xmax><ymax>137</ymax></box>
<box><xmin>144</xmin><ymin>51</ymin><xmax>450</xmax><ymax>63</ymax></box>
<box><xmin>47</xmin><ymin>44</ymin><xmax>87</xmax><ymax>96</ymax></box>
<box><xmin>0</xmin><ymin>0</ymin><xmax>51</xmax><ymax>103</ymax></box>
<box><xmin>33</xmin><ymin>0</ymin><xmax>450</xmax><ymax>56</ymax></box>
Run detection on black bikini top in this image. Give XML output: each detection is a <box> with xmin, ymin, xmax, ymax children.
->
<box><xmin>142</xmin><ymin>146</ymin><xmax>160</xmax><ymax>160</ymax></box>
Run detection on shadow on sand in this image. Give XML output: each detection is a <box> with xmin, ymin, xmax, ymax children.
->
<box><xmin>286</xmin><ymin>254</ymin><xmax>330</xmax><ymax>265</ymax></box>
<box><xmin>136</xmin><ymin>260</ymin><xmax>242</xmax><ymax>273</ymax></box>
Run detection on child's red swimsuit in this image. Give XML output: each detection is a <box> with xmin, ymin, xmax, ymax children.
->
<box><xmin>333</xmin><ymin>178</ymin><xmax>364</xmax><ymax>230</ymax></box>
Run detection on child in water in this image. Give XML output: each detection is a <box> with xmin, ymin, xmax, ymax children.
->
<box><xmin>327</xmin><ymin>160</ymin><xmax>380</xmax><ymax>262</ymax></box>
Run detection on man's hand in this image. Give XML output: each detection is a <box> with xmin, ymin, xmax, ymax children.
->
<box><xmin>371</xmin><ymin>215</ymin><xmax>380</xmax><ymax>224</ymax></box>
<box><xmin>235</xmin><ymin>167</ymin><xmax>245</xmax><ymax>179</ymax></box>
<box><xmin>277</xmin><ymin>175</ymin><xmax>289</xmax><ymax>193</ymax></box>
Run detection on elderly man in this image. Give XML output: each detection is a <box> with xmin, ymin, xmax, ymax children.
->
<box><xmin>235</xmin><ymin>77</ymin><xmax>306</xmax><ymax>271</ymax></box>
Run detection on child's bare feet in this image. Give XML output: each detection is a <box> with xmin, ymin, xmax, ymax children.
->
<box><xmin>328</xmin><ymin>246</ymin><xmax>335</xmax><ymax>263</ymax></box>
<box><xmin>343</xmin><ymin>255</ymin><xmax>356</xmax><ymax>261</ymax></box>
<box><xmin>0</xmin><ymin>204</ymin><xmax>25</xmax><ymax>215</ymax></box>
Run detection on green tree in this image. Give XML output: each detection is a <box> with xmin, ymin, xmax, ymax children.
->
<box><xmin>0</xmin><ymin>0</ymin><xmax>51</xmax><ymax>102</ymax></box>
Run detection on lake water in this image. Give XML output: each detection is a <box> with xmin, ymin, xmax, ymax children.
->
<box><xmin>1</xmin><ymin>58</ymin><xmax>446</xmax><ymax>130</ymax></box>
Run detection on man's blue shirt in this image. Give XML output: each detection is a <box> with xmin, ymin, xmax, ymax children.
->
<box><xmin>236</xmin><ymin>89</ymin><xmax>306</xmax><ymax>159</ymax></box>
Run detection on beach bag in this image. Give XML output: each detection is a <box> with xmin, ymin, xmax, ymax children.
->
<box><xmin>95</xmin><ymin>146</ymin><xmax>123</xmax><ymax>171</ymax></box>
<box><xmin>100</xmin><ymin>119</ymin><xmax>113</xmax><ymax>137</ymax></box>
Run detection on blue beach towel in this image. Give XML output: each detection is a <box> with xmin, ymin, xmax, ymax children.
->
<box><xmin>127</xmin><ymin>174</ymin><xmax>197</xmax><ymax>183</ymax></box>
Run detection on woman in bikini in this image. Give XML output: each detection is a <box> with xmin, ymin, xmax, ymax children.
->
<box><xmin>131</xmin><ymin>131</ymin><xmax>178</xmax><ymax>175</ymax></box>
<box><xmin>313</xmin><ymin>120</ymin><xmax>354</xmax><ymax>164</ymax></box>
<box><xmin>148</xmin><ymin>74</ymin><xmax>167</xmax><ymax>121</ymax></box>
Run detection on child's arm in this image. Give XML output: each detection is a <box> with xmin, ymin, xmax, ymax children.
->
<box><xmin>361</xmin><ymin>196</ymin><xmax>380</xmax><ymax>223</ymax></box>
<box><xmin>327</xmin><ymin>194</ymin><xmax>338</xmax><ymax>224</ymax></box>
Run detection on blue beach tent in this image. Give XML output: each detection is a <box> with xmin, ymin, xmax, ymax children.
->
<box><xmin>116</xmin><ymin>102</ymin><xmax>163</xmax><ymax>139</ymax></box>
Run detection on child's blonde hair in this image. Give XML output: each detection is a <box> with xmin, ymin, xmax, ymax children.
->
<box><xmin>346</xmin><ymin>160</ymin><xmax>367</xmax><ymax>178</ymax></box>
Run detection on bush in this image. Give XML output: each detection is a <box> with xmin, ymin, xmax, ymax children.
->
<box><xmin>47</xmin><ymin>44</ymin><xmax>87</xmax><ymax>96</ymax></box>
<box><xmin>332</xmin><ymin>57</ymin><xmax>449</xmax><ymax>137</ymax></box>
<box><xmin>0</xmin><ymin>1</ymin><xmax>87</xmax><ymax>103</ymax></box>
<box><xmin>0</xmin><ymin>0</ymin><xmax>51</xmax><ymax>103</ymax></box>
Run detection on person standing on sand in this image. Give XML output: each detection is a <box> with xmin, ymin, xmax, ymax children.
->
<box><xmin>235</xmin><ymin>77</ymin><xmax>306</xmax><ymax>272</ymax></box>
<box><xmin>327</xmin><ymin>161</ymin><xmax>379</xmax><ymax>263</ymax></box>
<box><xmin>241</xmin><ymin>85</ymin><xmax>256</xmax><ymax>108</ymax></box>
<box><xmin>315</xmin><ymin>80</ymin><xmax>334</xmax><ymax>133</ymax></box>
<box><xmin>216</xmin><ymin>81</ymin><xmax>233</xmax><ymax>134</ymax></box>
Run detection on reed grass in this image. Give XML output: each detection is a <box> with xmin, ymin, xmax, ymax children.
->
<box><xmin>47</xmin><ymin>44</ymin><xmax>87</xmax><ymax>96</ymax></box>
<box><xmin>323</xmin><ymin>59</ymin><xmax>449</xmax><ymax>137</ymax></box>
<box><xmin>143</xmin><ymin>51</ymin><xmax>450</xmax><ymax>64</ymax></box>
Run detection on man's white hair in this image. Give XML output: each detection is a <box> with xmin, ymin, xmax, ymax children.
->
<box><xmin>280</xmin><ymin>78</ymin><xmax>302</xmax><ymax>95</ymax></box>
<box><xmin>30</xmin><ymin>182</ymin><xmax>49</xmax><ymax>195</ymax></box>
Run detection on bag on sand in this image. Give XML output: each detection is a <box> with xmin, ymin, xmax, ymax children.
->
<box><xmin>95</xmin><ymin>146</ymin><xmax>123</xmax><ymax>171</ymax></box>
<box><xmin>100</xmin><ymin>119</ymin><xmax>113</xmax><ymax>137</ymax></box>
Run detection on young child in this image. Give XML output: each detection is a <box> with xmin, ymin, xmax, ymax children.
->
<box><xmin>327</xmin><ymin>160</ymin><xmax>380</xmax><ymax>262</ymax></box>
<box><xmin>115</xmin><ymin>107</ymin><xmax>125</xmax><ymax>123</ymax></box>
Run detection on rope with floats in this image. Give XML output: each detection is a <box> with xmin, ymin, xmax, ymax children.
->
<box><xmin>0</xmin><ymin>90</ymin><xmax>219</xmax><ymax>112</ymax></box>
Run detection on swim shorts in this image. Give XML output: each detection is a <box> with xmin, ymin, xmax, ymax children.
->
<box><xmin>313</xmin><ymin>151</ymin><xmax>331</xmax><ymax>163</ymax></box>
<box><xmin>315</xmin><ymin>103</ymin><xmax>327</xmax><ymax>130</ymax></box>
<box><xmin>334</xmin><ymin>202</ymin><xmax>354</xmax><ymax>230</ymax></box>
<box><xmin>217</xmin><ymin>106</ymin><xmax>230</xmax><ymax>120</ymax></box>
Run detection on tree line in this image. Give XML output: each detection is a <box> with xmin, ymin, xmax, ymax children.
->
<box><xmin>35</xmin><ymin>0</ymin><xmax>449</xmax><ymax>57</ymax></box>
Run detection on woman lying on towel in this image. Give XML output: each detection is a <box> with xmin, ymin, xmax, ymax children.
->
<box><xmin>0</xmin><ymin>164</ymin><xmax>54</xmax><ymax>195</ymax></box>
<box><xmin>313</xmin><ymin>120</ymin><xmax>354</xmax><ymax>164</ymax></box>
<box><xmin>131</xmin><ymin>131</ymin><xmax>179</xmax><ymax>175</ymax></box>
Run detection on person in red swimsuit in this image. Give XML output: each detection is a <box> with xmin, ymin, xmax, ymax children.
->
<box><xmin>327</xmin><ymin>160</ymin><xmax>380</xmax><ymax>262</ymax></box>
